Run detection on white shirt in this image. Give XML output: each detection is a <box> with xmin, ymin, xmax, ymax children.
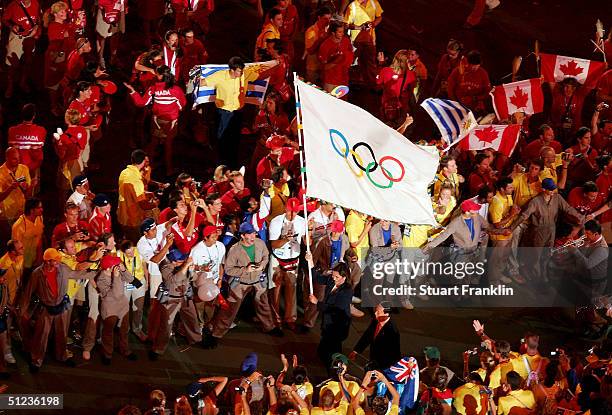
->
<box><xmin>307</xmin><ymin>207</ymin><xmax>345</xmax><ymax>242</ymax></box>
<box><xmin>190</xmin><ymin>240</ymin><xmax>226</xmax><ymax>283</ymax></box>
<box><xmin>469</xmin><ymin>196</ymin><xmax>490</xmax><ymax>221</ymax></box>
<box><xmin>136</xmin><ymin>224</ymin><xmax>167</xmax><ymax>276</ymax></box>
<box><xmin>269</xmin><ymin>214</ymin><xmax>306</xmax><ymax>259</ymax></box>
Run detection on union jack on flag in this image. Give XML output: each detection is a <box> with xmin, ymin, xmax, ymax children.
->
<box><xmin>379</xmin><ymin>357</ymin><xmax>419</xmax><ymax>413</ymax></box>
<box><xmin>387</xmin><ymin>357</ymin><xmax>418</xmax><ymax>383</ymax></box>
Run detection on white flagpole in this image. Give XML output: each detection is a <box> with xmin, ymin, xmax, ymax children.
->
<box><xmin>293</xmin><ymin>73</ymin><xmax>313</xmax><ymax>294</ymax></box>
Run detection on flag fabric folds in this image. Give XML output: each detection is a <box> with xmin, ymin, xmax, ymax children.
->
<box><xmin>540</xmin><ymin>53</ymin><xmax>606</xmax><ymax>89</ymax></box>
<box><xmin>420</xmin><ymin>98</ymin><xmax>477</xmax><ymax>148</ymax></box>
<box><xmin>459</xmin><ymin>124</ymin><xmax>521</xmax><ymax>157</ymax></box>
<box><xmin>296</xmin><ymin>79</ymin><xmax>438</xmax><ymax>225</ymax></box>
<box><xmin>377</xmin><ymin>357</ymin><xmax>420</xmax><ymax>413</ymax></box>
<box><xmin>189</xmin><ymin>64</ymin><xmax>270</xmax><ymax>106</ymax></box>
<box><xmin>490</xmin><ymin>78</ymin><xmax>544</xmax><ymax>120</ymax></box>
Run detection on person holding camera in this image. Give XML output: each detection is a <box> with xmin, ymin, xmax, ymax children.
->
<box><xmin>149</xmin><ymin>250</ymin><xmax>202</xmax><ymax>360</ymax></box>
<box><xmin>96</xmin><ymin>254</ymin><xmax>140</xmax><ymax>365</ymax></box>
<box><xmin>351</xmin><ymin>370</ymin><xmax>400</xmax><ymax>415</ymax></box>
<box><xmin>186</xmin><ymin>375</ymin><xmax>229</xmax><ymax>415</ymax></box>
<box><xmin>205</xmin><ymin>222</ymin><xmax>278</xmax><ymax>348</ymax></box>
<box><xmin>51</xmin><ymin>202</ymin><xmax>91</xmax><ymax>248</ymax></box>
<box><xmin>0</xmin><ymin>147</ymin><xmax>34</xmax><ymax>242</ymax></box>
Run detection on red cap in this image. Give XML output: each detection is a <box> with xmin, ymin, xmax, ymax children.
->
<box><xmin>330</xmin><ymin>220</ymin><xmax>345</xmax><ymax>233</ymax></box>
<box><xmin>100</xmin><ymin>255</ymin><xmax>121</xmax><ymax>270</ymax></box>
<box><xmin>306</xmin><ymin>199</ymin><xmax>319</xmax><ymax>212</ymax></box>
<box><xmin>265</xmin><ymin>134</ymin><xmax>285</xmax><ymax>150</ymax></box>
<box><xmin>286</xmin><ymin>197</ymin><xmax>303</xmax><ymax>213</ymax></box>
<box><xmin>202</xmin><ymin>225</ymin><xmax>218</xmax><ymax>238</ymax></box>
<box><xmin>460</xmin><ymin>199</ymin><xmax>481</xmax><ymax>212</ymax></box>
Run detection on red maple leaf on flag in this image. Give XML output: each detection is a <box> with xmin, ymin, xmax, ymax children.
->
<box><xmin>559</xmin><ymin>60</ymin><xmax>584</xmax><ymax>77</ymax></box>
<box><xmin>509</xmin><ymin>86</ymin><xmax>529</xmax><ymax>109</ymax></box>
<box><xmin>474</xmin><ymin>126</ymin><xmax>499</xmax><ymax>144</ymax></box>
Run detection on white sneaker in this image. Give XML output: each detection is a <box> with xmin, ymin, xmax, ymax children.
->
<box><xmin>500</xmin><ymin>276</ymin><xmax>513</xmax><ymax>284</ymax></box>
<box><xmin>351</xmin><ymin>296</ymin><xmax>362</xmax><ymax>304</ymax></box>
<box><xmin>82</xmin><ymin>351</ymin><xmax>90</xmax><ymax>361</ymax></box>
<box><xmin>4</xmin><ymin>353</ymin><xmax>15</xmax><ymax>364</ymax></box>
<box><xmin>403</xmin><ymin>300</ymin><xmax>414</xmax><ymax>310</ymax></box>
<box><xmin>229</xmin><ymin>322</ymin><xmax>238</xmax><ymax>330</ymax></box>
<box><xmin>350</xmin><ymin>305</ymin><xmax>365</xmax><ymax>318</ymax></box>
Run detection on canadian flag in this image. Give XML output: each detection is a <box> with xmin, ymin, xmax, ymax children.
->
<box><xmin>490</xmin><ymin>78</ymin><xmax>544</xmax><ymax>121</ymax></box>
<box><xmin>459</xmin><ymin>124</ymin><xmax>521</xmax><ymax>157</ymax></box>
<box><xmin>540</xmin><ymin>53</ymin><xmax>606</xmax><ymax>89</ymax></box>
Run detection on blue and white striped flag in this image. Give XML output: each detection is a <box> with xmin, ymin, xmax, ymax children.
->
<box><xmin>188</xmin><ymin>63</ymin><xmax>270</xmax><ymax>107</ymax></box>
<box><xmin>421</xmin><ymin>98</ymin><xmax>477</xmax><ymax>148</ymax></box>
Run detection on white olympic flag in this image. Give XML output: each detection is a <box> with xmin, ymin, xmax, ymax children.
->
<box><xmin>296</xmin><ymin>79</ymin><xmax>438</xmax><ymax>225</ymax></box>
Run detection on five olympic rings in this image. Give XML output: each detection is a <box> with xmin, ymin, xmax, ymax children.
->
<box><xmin>329</xmin><ymin>129</ymin><xmax>405</xmax><ymax>189</ymax></box>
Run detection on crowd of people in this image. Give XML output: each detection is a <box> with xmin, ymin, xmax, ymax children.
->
<box><xmin>0</xmin><ymin>0</ymin><xmax>611</xmax><ymax>412</ymax></box>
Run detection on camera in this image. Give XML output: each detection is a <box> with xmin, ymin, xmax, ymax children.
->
<box><xmin>370</xmin><ymin>373</ymin><xmax>378</xmax><ymax>381</ymax></box>
<box><xmin>234</xmin><ymin>386</ymin><xmax>245</xmax><ymax>393</ymax></box>
<box><xmin>264</xmin><ymin>377</ymin><xmax>272</xmax><ymax>387</ymax></box>
<box><xmin>14</xmin><ymin>176</ymin><xmax>26</xmax><ymax>183</ymax></box>
<box><xmin>601</xmin><ymin>102</ymin><xmax>610</xmax><ymax>109</ymax></box>
<box><xmin>331</xmin><ymin>360</ymin><xmax>344</xmax><ymax>374</ymax></box>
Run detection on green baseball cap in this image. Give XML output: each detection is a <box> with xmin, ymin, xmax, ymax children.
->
<box><xmin>423</xmin><ymin>346</ymin><xmax>440</xmax><ymax>360</ymax></box>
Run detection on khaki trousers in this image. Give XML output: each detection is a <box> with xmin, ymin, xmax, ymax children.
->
<box><xmin>153</xmin><ymin>298</ymin><xmax>201</xmax><ymax>354</ymax></box>
<box><xmin>212</xmin><ymin>282</ymin><xmax>274</xmax><ymax>338</ymax></box>
<box><xmin>30</xmin><ymin>308</ymin><xmax>70</xmax><ymax>367</ymax></box>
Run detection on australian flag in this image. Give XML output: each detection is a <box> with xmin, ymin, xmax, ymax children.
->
<box><xmin>377</xmin><ymin>357</ymin><xmax>419</xmax><ymax>414</ymax></box>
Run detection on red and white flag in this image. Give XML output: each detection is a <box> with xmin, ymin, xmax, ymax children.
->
<box><xmin>490</xmin><ymin>78</ymin><xmax>544</xmax><ymax>120</ymax></box>
<box><xmin>540</xmin><ymin>53</ymin><xmax>606</xmax><ymax>89</ymax></box>
<box><xmin>459</xmin><ymin>124</ymin><xmax>521</xmax><ymax>157</ymax></box>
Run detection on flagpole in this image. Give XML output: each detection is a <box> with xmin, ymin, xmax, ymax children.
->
<box><xmin>293</xmin><ymin>72</ymin><xmax>313</xmax><ymax>294</ymax></box>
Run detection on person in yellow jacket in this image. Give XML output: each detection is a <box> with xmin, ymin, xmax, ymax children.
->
<box><xmin>118</xmin><ymin>240</ymin><xmax>148</xmax><ymax>342</ymax></box>
<box><xmin>255</xmin><ymin>8</ymin><xmax>283</xmax><ymax>60</ymax></box>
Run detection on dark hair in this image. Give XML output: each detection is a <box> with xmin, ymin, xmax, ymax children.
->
<box><xmin>156</xmin><ymin>65</ymin><xmax>175</xmax><ymax>89</ymax></box>
<box><xmin>131</xmin><ymin>149</ymin><xmax>147</xmax><ymax>165</ymax></box>
<box><xmin>598</xmin><ymin>154</ymin><xmax>612</xmax><ymax>170</ymax></box>
<box><xmin>268</xmin><ymin>7</ymin><xmax>282</xmax><ymax>19</ymax></box>
<box><xmin>205</xmin><ymin>193</ymin><xmax>221</xmax><ymax>207</ymax></box>
<box><xmin>529</xmin><ymin>158</ymin><xmax>545</xmax><ymax>170</ymax></box>
<box><xmin>239</xmin><ymin>196</ymin><xmax>254</xmax><ymax>212</ymax></box>
<box><xmin>506</xmin><ymin>371</ymin><xmax>522</xmax><ymax>390</ymax></box>
<box><xmin>576</xmin><ymin>126</ymin><xmax>591</xmax><ymax>140</ymax></box>
<box><xmin>120</xmin><ymin>239</ymin><xmax>134</xmax><ymax>252</ymax></box>
<box><xmin>21</xmin><ymin>103</ymin><xmax>36</xmax><ymax>121</ymax></box>
<box><xmin>164</xmin><ymin>29</ymin><xmax>178</xmax><ymax>42</ymax></box>
<box><xmin>543</xmin><ymin>360</ymin><xmax>560</xmax><ymax>388</ymax></box>
<box><xmin>25</xmin><ymin>198</ymin><xmax>41</xmax><ymax>215</ymax></box>
<box><xmin>585</xmin><ymin>220</ymin><xmax>602</xmax><ymax>234</ymax></box>
<box><xmin>265</xmin><ymin>38</ymin><xmax>283</xmax><ymax>53</ymax></box>
<box><xmin>73</xmin><ymin>81</ymin><xmax>92</xmax><ymax>100</ymax></box>
<box><xmin>170</xmin><ymin>197</ymin><xmax>184</xmax><ymax>210</ymax></box>
<box><xmin>539</xmin><ymin>123</ymin><xmax>553</xmax><ymax>136</ymax></box>
<box><xmin>477</xmin><ymin>186</ymin><xmax>492</xmax><ymax>200</ymax></box>
<box><xmin>176</xmin><ymin>173</ymin><xmax>192</xmax><ymax>187</ymax></box>
<box><xmin>143</xmin><ymin>47</ymin><xmax>162</xmax><ymax>68</ymax></box>
<box><xmin>496</xmin><ymin>176</ymin><xmax>513</xmax><ymax>191</ymax></box>
<box><xmin>583</xmin><ymin>181</ymin><xmax>599</xmax><ymax>194</ymax></box>
<box><xmin>329</xmin><ymin>20</ymin><xmax>344</xmax><ymax>34</ymax></box>
<box><xmin>117</xmin><ymin>405</ymin><xmax>142</xmax><ymax>415</ymax></box>
<box><xmin>331</xmin><ymin>261</ymin><xmax>350</xmax><ymax>280</ymax></box>
<box><xmin>496</xmin><ymin>340</ymin><xmax>511</xmax><ymax>358</ymax></box>
<box><xmin>474</xmin><ymin>153</ymin><xmax>489</xmax><ymax>165</ymax></box>
<box><xmin>293</xmin><ymin>365</ymin><xmax>308</xmax><ymax>384</ymax></box>
<box><xmin>223</xmin><ymin>213</ymin><xmax>239</xmax><ymax>226</ymax></box>
<box><xmin>439</xmin><ymin>155</ymin><xmax>455</xmax><ymax>170</ymax></box>
<box><xmin>6</xmin><ymin>240</ymin><xmax>16</xmax><ymax>253</ymax></box>
<box><xmin>271</xmin><ymin>166</ymin><xmax>286</xmax><ymax>183</ymax></box>
<box><xmin>228</xmin><ymin>56</ymin><xmax>245</xmax><ymax>71</ymax></box>
<box><xmin>65</xmin><ymin>202</ymin><xmax>79</xmax><ymax>213</ymax></box>
<box><xmin>466</xmin><ymin>50</ymin><xmax>481</xmax><ymax>65</ymax></box>
<box><xmin>99</xmin><ymin>232</ymin><xmax>115</xmax><ymax>246</ymax></box>
<box><xmin>316</xmin><ymin>5</ymin><xmax>332</xmax><ymax>17</ymax></box>
<box><xmin>181</xmin><ymin>27</ymin><xmax>194</xmax><ymax>36</ymax></box>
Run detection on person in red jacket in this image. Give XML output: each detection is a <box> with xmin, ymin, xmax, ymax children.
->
<box><xmin>171</xmin><ymin>0</ymin><xmax>214</xmax><ymax>35</ymax></box>
<box><xmin>2</xmin><ymin>0</ymin><xmax>42</xmax><ymax>98</ymax></box>
<box><xmin>179</xmin><ymin>28</ymin><xmax>208</xmax><ymax>85</ymax></box>
<box><xmin>550</xmin><ymin>77</ymin><xmax>587</xmax><ymax>147</ymax></box>
<box><xmin>54</xmin><ymin>109</ymin><xmax>88</xmax><ymax>191</ymax></box>
<box><xmin>96</xmin><ymin>0</ymin><xmax>126</xmax><ymax>69</ymax></box>
<box><xmin>318</xmin><ymin>20</ymin><xmax>354</xmax><ymax>93</ymax></box>
<box><xmin>89</xmin><ymin>194</ymin><xmax>112</xmax><ymax>240</ymax></box>
<box><xmin>447</xmin><ymin>50</ymin><xmax>491</xmax><ymax>114</ymax></box>
<box><xmin>468</xmin><ymin>153</ymin><xmax>497</xmax><ymax>197</ymax></box>
<box><xmin>220</xmin><ymin>171</ymin><xmax>251</xmax><ymax>216</ymax></box>
<box><xmin>567</xmin><ymin>181</ymin><xmax>603</xmax><ymax>216</ymax></box>
<box><xmin>256</xmin><ymin>135</ymin><xmax>297</xmax><ymax>185</ymax></box>
<box><xmin>376</xmin><ymin>49</ymin><xmax>416</xmax><ymax>127</ymax></box>
<box><xmin>51</xmin><ymin>202</ymin><xmax>90</xmax><ymax>248</ymax></box>
<box><xmin>125</xmin><ymin>65</ymin><xmax>187</xmax><ymax>177</ymax></box>
<box><xmin>275</xmin><ymin>0</ymin><xmax>298</xmax><ymax>63</ymax></box>
<box><xmin>566</xmin><ymin>127</ymin><xmax>600</xmax><ymax>186</ymax></box>
<box><xmin>8</xmin><ymin>104</ymin><xmax>46</xmax><ymax>189</ymax></box>
<box><xmin>432</xmin><ymin>39</ymin><xmax>464</xmax><ymax>98</ymax></box>
<box><xmin>60</xmin><ymin>37</ymin><xmax>92</xmax><ymax>104</ymax></box>
<box><xmin>521</xmin><ymin>124</ymin><xmax>562</xmax><ymax>161</ymax></box>
<box><xmin>44</xmin><ymin>1</ymin><xmax>78</xmax><ymax>115</ymax></box>
<box><xmin>162</xmin><ymin>30</ymin><xmax>183</xmax><ymax>81</ymax></box>
<box><xmin>261</xmin><ymin>39</ymin><xmax>291</xmax><ymax>102</ymax></box>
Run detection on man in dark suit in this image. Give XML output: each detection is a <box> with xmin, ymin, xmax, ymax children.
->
<box><xmin>349</xmin><ymin>303</ymin><xmax>401</xmax><ymax>369</ymax></box>
<box><xmin>305</xmin><ymin>252</ymin><xmax>353</xmax><ymax>370</ymax></box>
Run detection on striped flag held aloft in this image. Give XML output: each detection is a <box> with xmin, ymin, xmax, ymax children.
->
<box><xmin>188</xmin><ymin>63</ymin><xmax>270</xmax><ymax>107</ymax></box>
<box><xmin>421</xmin><ymin>98</ymin><xmax>477</xmax><ymax>149</ymax></box>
